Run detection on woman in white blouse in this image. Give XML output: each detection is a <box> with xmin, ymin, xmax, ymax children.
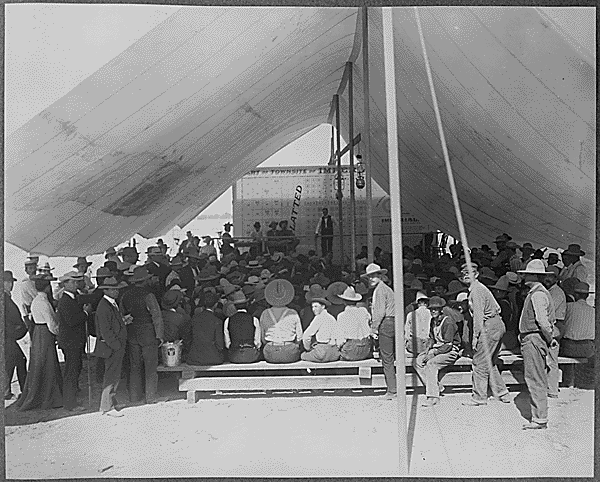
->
<box><xmin>336</xmin><ymin>286</ymin><xmax>373</xmax><ymax>361</ymax></box>
<box><xmin>14</xmin><ymin>272</ymin><xmax>64</xmax><ymax>411</ymax></box>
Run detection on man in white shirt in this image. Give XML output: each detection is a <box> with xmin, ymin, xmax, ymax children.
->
<box><xmin>336</xmin><ymin>287</ymin><xmax>372</xmax><ymax>361</ymax></box>
<box><xmin>301</xmin><ymin>295</ymin><xmax>340</xmax><ymax>362</ymax></box>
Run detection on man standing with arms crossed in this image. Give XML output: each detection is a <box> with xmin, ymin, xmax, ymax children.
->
<box><xmin>315</xmin><ymin>208</ymin><xmax>334</xmax><ymax>257</ymax></box>
<box><xmin>517</xmin><ymin>259</ymin><xmax>556</xmax><ymax>429</ymax></box>
<box><xmin>362</xmin><ymin>263</ymin><xmax>396</xmax><ymax>400</ymax></box>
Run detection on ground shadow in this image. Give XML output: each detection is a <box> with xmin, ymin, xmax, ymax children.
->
<box><xmin>513</xmin><ymin>389</ymin><xmax>532</xmax><ymax>421</ymax></box>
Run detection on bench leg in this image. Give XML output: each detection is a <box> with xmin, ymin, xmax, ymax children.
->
<box><xmin>187</xmin><ymin>390</ymin><xmax>198</xmax><ymax>404</ymax></box>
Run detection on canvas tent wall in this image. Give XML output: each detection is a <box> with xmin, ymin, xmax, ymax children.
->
<box><xmin>5</xmin><ymin>6</ymin><xmax>595</xmax><ymax>257</ymax></box>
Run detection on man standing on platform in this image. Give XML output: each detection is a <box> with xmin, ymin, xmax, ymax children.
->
<box><xmin>362</xmin><ymin>263</ymin><xmax>396</xmax><ymax>400</ymax></box>
<box><xmin>315</xmin><ymin>208</ymin><xmax>334</xmax><ymax>257</ymax></box>
<box><xmin>517</xmin><ymin>260</ymin><xmax>556</xmax><ymax>430</ymax></box>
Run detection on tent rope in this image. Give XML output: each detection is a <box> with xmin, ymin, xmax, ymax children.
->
<box><xmin>414</xmin><ymin>7</ymin><xmax>476</xmax><ymax>283</ymax></box>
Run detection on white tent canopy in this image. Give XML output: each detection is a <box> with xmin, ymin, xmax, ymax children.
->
<box><xmin>6</xmin><ymin>6</ymin><xmax>595</xmax><ymax>257</ymax></box>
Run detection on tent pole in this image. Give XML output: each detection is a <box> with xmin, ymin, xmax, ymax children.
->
<box><xmin>334</xmin><ymin>94</ymin><xmax>345</xmax><ymax>267</ymax></box>
<box><xmin>347</xmin><ymin>61</ymin><xmax>357</xmax><ymax>275</ymax></box>
<box><xmin>382</xmin><ymin>7</ymin><xmax>409</xmax><ymax>475</ymax></box>
<box><xmin>362</xmin><ymin>6</ymin><xmax>375</xmax><ymax>264</ymax></box>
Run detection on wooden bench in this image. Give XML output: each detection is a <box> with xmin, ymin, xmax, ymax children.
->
<box><xmin>157</xmin><ymin>354</ymin><xmax>587</xmax><ymax>403</ymax></box>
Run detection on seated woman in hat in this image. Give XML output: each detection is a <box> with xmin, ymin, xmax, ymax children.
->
<box><xmin>14</xmin><ymin>268</ymin><xmax>64</xmax><ymax>411</ymax></box>
<box><xmin>335</xmin><ymin>286</ymin><xmax>372</xmax><ymax>361</ymax></box>
<box><xmin>224</xmin><ymin>291</ymin><xmax>261</xmax><ymax>364</ymax></box>
<box><xmin>301</xmin><ymin>294</ymin><xmax>341</xmax><ymax>363</ymax></box>
<box><xmin>260</xmin><ymin>279</ymin><xmax>303</xmax><ymax>363</ymax></box>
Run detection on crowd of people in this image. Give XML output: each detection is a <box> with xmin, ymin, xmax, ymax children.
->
<box><xmin>3</xmin><ymin>227</ymin><xmax>594</xmax><ymax>428</ymax></box>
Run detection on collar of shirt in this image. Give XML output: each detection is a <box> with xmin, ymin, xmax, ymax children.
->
<box><xmin>103</xmin><ymin>294</ymin><xmax>119</xmax><ymax>309</ymax></box>
<box><xmin>63</xmin><ymin>290</ymin><xmax>76</xmax><ymax>299</ymax></box>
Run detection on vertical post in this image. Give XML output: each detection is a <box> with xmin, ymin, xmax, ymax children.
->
<box><xmin>334</xmin><ymin>94</ymin><xmax>345</xmax><ymax>266</ymax></box>
<box><xmin>382</xmin><ymin>7</ymin><xmax>408</xmax><ymax>475</ymax></box>
<box><xmin>362</xmin><ymin>7</ymin><xmax>375</xmax><ymax>264</ymax></box>
<box><xmin>347</xmin><ymin>61</ymin><xmax>357</xmax><ymax>275</ymax></box>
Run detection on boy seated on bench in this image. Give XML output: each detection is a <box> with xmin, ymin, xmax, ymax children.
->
<box><xmin>301</xmin><ymin>294</ymin><xmax>340</xmax><ymax>363</ymax></box>
<box><xmin>224</xmin><ymin>291</ymin><xmax>261</xmax><ymax>364</ymax></box>
<box><xmin>413</xmin><ymin>296</ymin><xmax>461</xmax><ymax>407</ymax></box>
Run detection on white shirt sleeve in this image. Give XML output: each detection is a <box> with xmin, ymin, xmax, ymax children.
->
<box><xmin>253</xmin><ymin>316</ymin><xmax>261</xmax><ymax>348</ymax></box>
<box><xmin>315</xmin><ymin>218</ymin><xmax>321</xmax><ymax>235</ymax></box>
<box><xmin>224</xmin><ymin>317</ymin><xmax>231</xmax><ymax>349</ymax></box>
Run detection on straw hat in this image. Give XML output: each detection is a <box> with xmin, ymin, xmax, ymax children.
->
<box><xmin>245</xmin><ymin>275</ymin><xmax>262</xmax><ymax>285</ymax></box>
<box><xmin>415</xmin><ymin>291</ymin><xmax>429</xmax><ymax>303</ymax></box>
<box><xmin>219</xmin><ymin>279</ymin><xmax>240</xmax><ymax>296</ymax></box>
<box><xmin>73</xmin><ymin>256</ymin><xmax>93</xmax><ymax>269</ymax></box>
<box><xmin>517</xmin><ymin>259</ymin><xmax>552</xmax><ymax>275</ymax></box>
<box><xmin>247</xmin><ymin>260</ymin><xmax>262</xmax><ymax>269</ymax></box>
<box><xmin>338</xmin><ymin>286</ymin><xmax>362</xmax><ymax>302</ymax></box>
<box><xmin>97</xmin><ymin>277</ymin><xmax>129</xmax><ymax>290</ymax></box>
<box><xmin>265</xmin><ymin>279</ymin><xmax>295</xmax><ymax>307</ymax></box>
<box><xmin>456</xmin><ymin>292</ymin><xmax>469</xmax><ymax>302</ymax></box>
<box><xmin>229</xmin><ymin>291</ymin><xmax>248</xmax><ymax>305</ymax></box>
<box><xmin>326</xmin><ymin>281</ymin><xmax>349</xmax><ymax>305</ymax></box>
<box><xmin>505</xmin><ymin>272</ymin><xmax>520</xmax><ymax>284</ymax></box>
<box><xmin>360</xmin><ymin>263</ymin><xmax>387</xmax><ymax>278</ymax></box>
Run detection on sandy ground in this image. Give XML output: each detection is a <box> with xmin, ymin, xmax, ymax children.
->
<box><xmin>4</xmin><ymin>356</ymin><xmax>595</xmax><ymax>479</ymax></box>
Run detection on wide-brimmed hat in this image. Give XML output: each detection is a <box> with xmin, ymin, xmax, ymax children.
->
<box><xmin>219</xmin><ymin>279</ymin><xmax>240</xmax><ymax>296</ymax></box>
<box><xmin>97</xmin><ymin>277</ymin><xmax>129</xmax><ymax>290</ymax></box>
<box><xmin>170</xmin><ymin>255</ymin><xmax>184</xmax><ymax>267</ymax></box>
<box><xmin>121</xmin><ymin>246</ymin><xmax>138</xmax><ymax>256</ymax></box>
<box><xmin>517</xmin><ymin>259</ymin><xmax>552</xmax><ymax>275</ymax></box>
<box><xmin>326</xmin><ymin>281</ymin><xmax>349</xmax><ymax>305</ymax></box>
<box><xmin>560</xmin><ymin>277</ymin><xmax>579</xmax><ymax>296</ymax></box>
<box><xmin>360</xmin><ymin>263</ymin><xmax>388</xmax><ymax>278</ymax></box>
<box><xmin>4</xmin><ymin>271</ymin><xmax>17</xmax><ymax>282</ymax></box>
<box><xmin>161</xmin><ymin>290</ymin><xmax>183</xmax><ymax>310</ymax></box>
<box><xmin>403</xmin><ymin>273</ymin><xmax>416</xmax><ymax>287</ymax></box>
<box><xmin>242</xmin><ymin>285</ymin><xmax>256</xmax><ymax>297</ymax></box>
<box><xmin>505</xmin><ymin>241</ymin><xmax>519</xmax><ymax>250</ymax></box>
<box><xmin>260</xmin><ymin>269</ymin><xmax>274</xmax><ymax>281</ymax></box>
<box><xmin>146</xmin><ymin>246</ymin><xmax>163</xmax><ymax>256</ymax></box>
<box><xmin>456</xmin><ymin>292</ymin><xmax>469</xmax><ymax>302</ymax></box>
<box><xmin>489</xmin><ymin>275</ymin><xmax>510</xmax><ymax>292</ymax></box>
<box><xmin>247</xmin><ymin>260</ymin><xmax>262</xmax><ymax>269</ymax></box>
<box><xmin>520</xmin><ymin>242</ymin><xmax>535</xmax><ymax>252</ymax></box>
<box><xmin>573</xmin><ymin>282</ymin><xmax>593</xmax><ymax>294</ymax></box>
<box><xmin>33</xmin><ymin>263</ymin><xmax>57</xmax><ymax>281</ymax></box>
<box><xmin>310</xmin><ymin>272</ymin><xmax>331</xmax><ymax>288</ymax></box>
<box><xmin>562</xmin><ymin>243</ymin><xmax>585</xmax><ymax>257</ymax></box>
<box><xmin>24</xmin><ymin>257</ymin><xmax>38</xmax><ymax>266</ymax></box>
<box><xmin>196</xmin><ymin>265</ymin><xmax>220</xmax><ymax>281</ymax></box>
<box><xmin>226</xmin><ymin>271</ymin><xmax>246</xmax><ymax>286</ymax></box>
<box><xmin>105</xmin><ymin>247</ymin><xmax>117</xmax><ymax>257</ymax></box>
<box><xmin>495</xmin><ymin>233</ymin><xmax>512</xmax><ymax>243</ymax></box>
<box><xmin>59</xmin><ymin>271</ymin><xmax>84</xmax><ymax>283</ymax></box>
<box><xmin>479</xmin><ymin>267</ymin><xmax>498</xmax><ymax>282</ymax></box>
<box><xmin>130</xmin><ymin>266</ymin><xmax>152</xmax><ymax>283</ymax></box>
<box><xmin>338</xmin><ymin>286</ymin><xmax>362</xmax><ymax>302</ymax></box>
<box><xmin>306</xmin><ymin>284</ymin><xmax>331</xmax><ymax>306</ymax></box>
<box><xmin>73</xmin><ymin>256</ymin><xmax>92</xmax><ymax>268</ymax></box>
<box><xmin>245</xmin><ymin>275</ymin><xmax>261</xmax><ymax>285</ymax></box>
<box><xmin>445</xmin><ymin>280</ymin><xmax>467</xmax><ymax>298</ymax></box>
<box><xmin>415</xmin><ymin>291</ymin><xmax>429</xmax><ymax>303</ymax></box>
<box><xmin>229</xmin><ymin>290</ymin><xmax>248</xmax><ymax>305</ymax></box>
<box><xmin>505</xmin><ymin>272</ymin><xmax>520</xmax><ymax>284</ymax></box>
<box><xmin>428</xmin><ymin>296</ymin><xmax>446</xmax><ymax>309</ymax></box>
<box><xmin>122</xmin><ymin>265</ymin><xmax>137</xmax><ymax>277</ymax></box>
<box><xmin>407</xmin><ymin>279</ymin><xmax>423</xmax><ymax>291</ymax></box>
<box><xmin>265</xmin><ymin>279</ymin><xmax>295</xmax><ymax>307</ymax></box>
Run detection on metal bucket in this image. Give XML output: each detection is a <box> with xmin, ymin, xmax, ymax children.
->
<box><xmin>161</xmin><ymin>340</ymin><xmax>183</xmax><ymax>367</ymax></box>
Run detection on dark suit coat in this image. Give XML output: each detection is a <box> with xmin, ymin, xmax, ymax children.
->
<box><xmin>146</xmin><ymin>261</ymin><xmax>172</xmax><ymax>299</ymax></box>
<box><xmin>4</xmin><ymin>292</ymin><xmax>27</xmax><ymax>342</ymax></box>
<box><xmin>95</xmin><ymin>297</ymin><xmax>127</xmax><ymax>352</ymax></box>
<box><xmin>176</xmin><ymin>265</ymin><xmax>196</xmax><ymax>296</ymax></box>
<box><xmin>56</xmin><ymin>292</ymin><xmax>88</xmax><ymax>349</ymax></box>
<box><xmin>187</xmin><ymin>309</ymin><xmax>225</xmax><ymax>365</ymax></box>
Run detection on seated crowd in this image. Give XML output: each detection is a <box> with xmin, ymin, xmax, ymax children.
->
<box><xmin>4</xmin><ymin>227</ymin><xmax>594</xmax><ymax>417</ymax></box>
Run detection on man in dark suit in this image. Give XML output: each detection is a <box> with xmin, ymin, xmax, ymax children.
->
<box><xmin>145</xmin><ymin>246</ymin><xmax>172</xmax><ymax>300</ymax></box>
<box><xmin>186</xmin><ymin>292</ymin><xmax>225</xmax><ymax>365</ymax></box>
<box><xmin>56</xmin><ymin>271</ymin><xmax>90</xmax><ymax>412</ymax></box>
<box><xmin>120</xmin><ymin>267</ymin><xmax>165</xmax><ymax>404</ymax></box>
<box><xmin>4</xmin><ymin>271</ymin><xmax>28</xmax><ymax>400</ymax></box>
<box><xmin>95</xmin><ymin>277</ymin><xmax>129</xmax><ymax>417</ymax></box>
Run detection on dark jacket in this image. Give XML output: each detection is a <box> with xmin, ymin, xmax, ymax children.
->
<box><xmin>187</xmin><ymin>309</ymin><xmax>225</xmax><ymax>365</ymax></box>
<box><xmin>56</xmin><ymin>292</ymin><xmax>88</xmax><ymax>349</ymax></box>
<box><xmin>95</xmin><ymin>297</ymin><xmax>127</xmax><ymax>352</ymax></box>
<box><xmin>4</xmin><ymin>292</ymin><xmax>27</xmax><ymax>342</ymax></box>
<box><xmin>176</xmin><ymin>265</ymin><xmax>196</xmax><ymax>297</ymax></box>
<box><xmin>161</xmin><ymin>309</ymin><xmax>192</xmax><ymax>345</ymax></box>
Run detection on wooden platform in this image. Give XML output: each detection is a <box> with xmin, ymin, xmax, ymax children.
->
<box><xmin>158</xmin><ymin>353</ymin><xmax>587</xmax><ymax>403</ymax></box>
